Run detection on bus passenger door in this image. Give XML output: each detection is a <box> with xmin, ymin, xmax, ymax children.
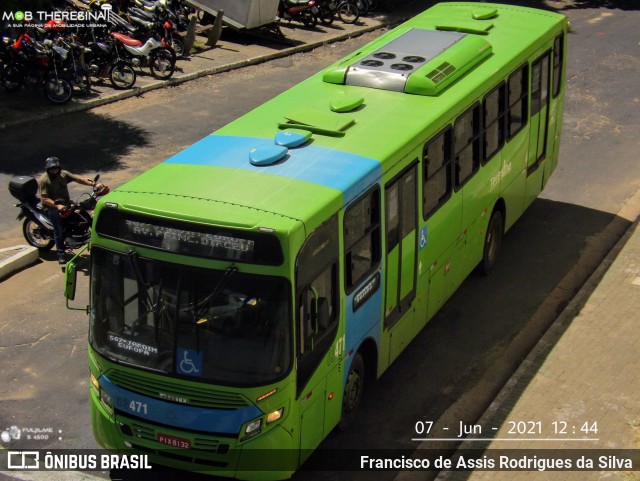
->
<box><xmin>294</xmin><ymin>216</ymin><xmax>342</xmax><ymax>463</ymax></box>
<box><xmin>525</xmin><ymin>52</ymin><xmax>551</xmax><ymax>209</ymax></box>
<box><xmin>384</xmin><ymin>164</ymin><xmax>418</xmax><ymax>364</ymax></box>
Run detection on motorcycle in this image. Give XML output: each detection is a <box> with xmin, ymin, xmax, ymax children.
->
<box><xmin>110</xmin><ymin>30</ymin><xmax>175</xmax><ymax>79</ymax></box>
<box><xmin>9</xmin><ymin>175</ymin><xmax>110</xmax><ymax>252</ymax></box>
<box><xmin>52</xmin><ymin>37</ymin><xmax>93</xmax><ymax>95</ymax></box>
<box><xmin>1</xmin><ymin>33</ymin><xmax>74</xmax><ymax>104</ymax></box>
<box><xmin>314</xmin><ymin>0</ymin><xmax>336</xmax><ymax>25</ymax></box>
<box><xmin>278</xmin><ymin>0</ymin><xmax>319</xmax><ymax>28</ymax></box>
<box><xmin>334</xmin><ymin>0</ymin><xmax>362</xmax><ymax>24</ymax></box>
<box><xmin>82</xmin><ymin>29</ymin><xmax>137</xmax><ymax>89</ymax></box>
<box><xmin>125</xmin><ymin>8</ymin><xmax>185</xmax><ymax>58</ymax></box>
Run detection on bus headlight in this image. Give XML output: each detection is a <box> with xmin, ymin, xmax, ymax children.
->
<box><xmin>90</xmin><ymin>372</ymin><xmax>100</xmax><ymax>392</ymax></box>
<box><xmin>99</xmin><ymin>386</ymin><xmax>114</xmax><ymax>417</ymax></box>
<box><xmin>245</xmin><ymin>419</ymin><xmax>262</xmax><ymax>436</ymax></box>
<box><xmin>90</xmin><ymin>372</ymin><xmax>114</xmax><ymax>417</ymax></box>
<box><xmin>241</xmin><ymin>406</ymin><xmax>285</xmax><ymax>441</ymax></box>
<box><xmin>266</xmin><ymin>408</ymin><xmax>284</xmax><ymax>424</ymax></box>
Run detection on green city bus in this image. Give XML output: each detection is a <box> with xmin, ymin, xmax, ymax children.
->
<box><xmin>65</xmin><ymin>3</ymin><xmax>568</xmax><ymax>478</ymax></box>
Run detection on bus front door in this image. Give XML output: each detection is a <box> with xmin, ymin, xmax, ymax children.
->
<box><xmin>294</xmin><ymin>216</ymin><xmax>342</xmax><ymax>463</ymax></box>
<box><xmin>384</xmin><ymin>164</ymin><xmax>419</xmax><ymax>364</ymax></box>
<box><xmin>525</xmin><ymin>51</ymin><xmax>551</xmax><ymax>209</ymax></box>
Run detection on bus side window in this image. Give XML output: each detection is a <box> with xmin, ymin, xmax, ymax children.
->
<box><xmin>298</xmin><ymin>266</ymin><xmax>337</xmax><ymax>354</ymax></box>
<box><xmin>507</xmin><ymin>64</ymin><xmax>529</xmax><ymax>139</ymax></box>
<box><xmin>454</xmin><ymin>104</ymin><xmax>481</xmax><ymax>187</ymax></box>
<box><xmin>483</xmin><ymin>83</ymin><xmax>506</xmax><ymax>164</ymax></box>
<box><xmin>344</xmin><ymin>188</ymin><xmax>381</xmax><ymax>291</ymax></box>
<box><xmin>423</xmin><ymin>127</ymin><xmax>452</xmax><ymax>218</ymax></box>
<box><xmin>552</xmin><ymin>33</ymin><xmax>564</xmax><ymax>98</ymax></box>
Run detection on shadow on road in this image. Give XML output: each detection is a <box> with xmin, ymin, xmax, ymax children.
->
<box><xmin>0</xmin><ymin>110</ymin><xmax>151</xmax><ymax>177</ymax></box>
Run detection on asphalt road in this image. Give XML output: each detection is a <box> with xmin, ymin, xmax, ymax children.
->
<box><xmin>1</xmin><ymin>4</ymin><xmax>639</xmax><ymax>481</ymax></box>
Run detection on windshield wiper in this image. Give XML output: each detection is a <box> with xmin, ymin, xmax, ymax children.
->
<box><xmin>127</xmin><ymin>250</ymin><xmax>165</xmax><ymax>325</ymax></box>
<box><xmin>191</xmin><ymin>266</ymin><xmax>238</xmax><ymax>321</ymax></box>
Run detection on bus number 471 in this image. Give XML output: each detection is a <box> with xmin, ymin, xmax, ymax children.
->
<box><xmin>129</xmin><ymin>400</ymin><xmax>148</xmax><ymax>415</ymax></box>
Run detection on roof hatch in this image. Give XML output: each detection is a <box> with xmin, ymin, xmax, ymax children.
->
<box><xmin>323</xmin><ymin>28</ymin><xmax>493</xmax><ymax>96</ymax></box>
<box><xmin>278</xmin><ymin>107</ymin><xmax>355</xmax><ymax>137</ymax></box>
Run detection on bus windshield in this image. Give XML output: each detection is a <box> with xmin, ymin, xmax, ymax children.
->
<box><xmin>89</xmin><ymin>249</ymin><xmax>292</xmax><ymax>386</ymax></box>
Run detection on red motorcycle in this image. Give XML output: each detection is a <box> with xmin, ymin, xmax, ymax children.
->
<box><xmin>278</xmin><ymin>0</ymin><xmax>319</xmax><ymax>28</ymax></box>
<box><xmin>1</xmin><ymin>32</ymin><xmax>74</xmax><ymax>104</ymax></box>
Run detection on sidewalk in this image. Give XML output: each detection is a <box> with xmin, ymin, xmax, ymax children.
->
<box><xmin>432</xmin><ymin>194</ymin><xmax>640</xmax><ymax>480</ymax></box>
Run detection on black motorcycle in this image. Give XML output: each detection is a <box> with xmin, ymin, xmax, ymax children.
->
<box><xmin>81</xmin><ymin>28</ymin><xmax>137</xmax><ymax>90</ymax></box>
<box><xmin>9</xmin><ymin>175</ymin><xmax>109</xmax><ymax>252</ymax></box>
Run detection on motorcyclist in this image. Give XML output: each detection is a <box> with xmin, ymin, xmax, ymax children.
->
<box><xmin>38</xmin><ymin>156</ymin><xmax>104</xmax><ymax>264</ymax></box>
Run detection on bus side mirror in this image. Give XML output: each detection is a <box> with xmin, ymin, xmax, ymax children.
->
<box><xmin>64</xmin><ymin>259</ymin><xmax>78</xmax><ymax>301</ymax></box>
<box><xmin>63</xmin><ymin>245</ymin><xmax>90</xmax><ymax>313</ymax></box>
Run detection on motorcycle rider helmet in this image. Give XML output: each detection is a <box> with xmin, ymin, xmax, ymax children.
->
<box><xmin>45</xmin><ymin>156</ymin><xmax>61</xmax><ymax>171</ymax></box>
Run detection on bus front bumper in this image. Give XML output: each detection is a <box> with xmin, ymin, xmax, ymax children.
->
<box><xmin>90</xmin><ymin>388</ymin><xmax>297</xmax><ymax>480</ymax></box>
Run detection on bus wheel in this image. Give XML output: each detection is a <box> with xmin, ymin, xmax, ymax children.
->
<box><xmin>339</xmin><ymin>353</ymin><xmax>364</xmax><ymax>430</ymax></box>
<box><xmin>482</xmin><ymin>209</ymin><xmax>503</xmax><ymax>275</ymax></box>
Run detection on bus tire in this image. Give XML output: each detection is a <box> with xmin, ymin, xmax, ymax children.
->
<box><xmin>339</xmin><ymin>352</ymin><xmax>364</xmax><ymax>430</ymax></box>
<box><xmin>482</xmin><ymin>209</ymin><xmax>503</xmax><ymax>275</ymax></box>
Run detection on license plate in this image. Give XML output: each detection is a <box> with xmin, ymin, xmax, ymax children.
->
<box><xmin>157</xmin><ymin>433</ymin><xmax>191</xmax><ymax>449</ymax></box>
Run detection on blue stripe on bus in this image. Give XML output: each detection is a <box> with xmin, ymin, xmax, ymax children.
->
<box><xmin>100</xmin><ymin>375</ymin><xmax>261</xmax><ymax>435</ymax></box>
<box><xmin>344</xmin><ymin>269</ymin><xmax>383</xmax><ymax>383</ymax></box>
<box><xmin>163</xmin><ymin>135</ymin><xmax>381</xmax><ymax>205</ymax></box>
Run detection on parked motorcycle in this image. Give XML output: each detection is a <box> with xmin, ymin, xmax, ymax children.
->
<box><xmin>315</xmin><ymin>0</ymin><xmax>336</xmax><ymax>25</ymax></box>
<box><xmin>9</xmin><ymin>175</ymin><xmax>109</xmax><ymax>252</ymax></box>
<box><xmin>125</xmin><ymin>8</ymin><xmax>185</xmax><ymax>58</ymax></box>
<box><xmin>131</xmin><ymin>0</ymin><xmax>192</xmax><ymax>32</ymax></box>
<box><xmin>82</xmin><ymin>29</ymin><xmax>137</xmax><ymax>89</ymax></box>
<box><xmin>278</xmin><ymin>0</ymin><xmax>319</xmax><ymax>28</ymax></box>
<box><xmin>1</xmin><ymin>33</ymin><xmax>74</xmax><ymax>104</ymax></box>
<box><xmin>110</xmin><ymin>30</ymin><xmax>175</xmax><ymax>79</ymax></box>
<box><xmin>52</xmin><ymin>37</ymin><xmax>93</xmax><ymax>95</ymax></box>
<box><xmin>334</xmin><ymin>0</ymin><xmax>361</xmax><ymax>24</ymax></box>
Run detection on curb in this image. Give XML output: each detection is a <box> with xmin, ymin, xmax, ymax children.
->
<box><xmin>0</xmin><ymin>245</ymin><xmax>39</xmax><ymax>281</ymax></box>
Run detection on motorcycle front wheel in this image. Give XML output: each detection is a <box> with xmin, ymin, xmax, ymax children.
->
<box><xmin>23</xmin><ymin>219</ymin><xmax>55</xmax><ymax>251</ymax></box>
<box><xmin>318</xmin><ymin>6</ymin><xmax>335</xmax><ymax>25</ymax></box>
<box><xmin>43</xmin><ymin>76</ymin><xmax>74</xmax><ymax>105</ymax></box>
<box><xmin>149</xmin><ymin>48</ymin><xmax>176</xmax><ymax>80</ymax></box>
<box><xmin>337</xmin><ymin>1</ymin><xmax>359</xmax><ymax>23</ymax></box>
<box><xmin>301</xmin><ymin>11</ymin><xmax>318</xmax><ymax>27</ymax></box>
<box><xmin>109</xmin><ymin>62</ymin><xmax>136</xmax><ymax>90</ymax></box>
<box><xmin>169</xmin><ymin>35</ymin><xmax>186</xmax><ymax>58</ymax></box>
<box><xmin>2</xmin><ymin>65</ymin><xmax>23</xmax><ymax>92</ymax></box>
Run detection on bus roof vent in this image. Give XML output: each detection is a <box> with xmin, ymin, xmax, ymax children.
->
<box><xmin>323</xmin><ymin>28</ymin><xmax>493</xmax><ymax>96</ymax></box>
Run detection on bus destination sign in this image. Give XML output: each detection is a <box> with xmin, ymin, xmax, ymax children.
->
<box><xmin>95</xmin><ymin>209</ymin><xmax>283</xmax><ymax>265</ymax></box>
<box><xmin>123</xmin><ymin>220</ymin><xmax>255</xmax><ymax>260</ymax></box>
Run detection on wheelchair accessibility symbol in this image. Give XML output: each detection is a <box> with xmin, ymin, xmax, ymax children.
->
<box><xmin>177</xmin><ymin>348</ymin><xmax>202</xmax><ymax>377</ymax></box>
<box><xmin>419</xmin><ymin>226</ymin><xmax>428</xmax><ymax>251</ymax></box>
